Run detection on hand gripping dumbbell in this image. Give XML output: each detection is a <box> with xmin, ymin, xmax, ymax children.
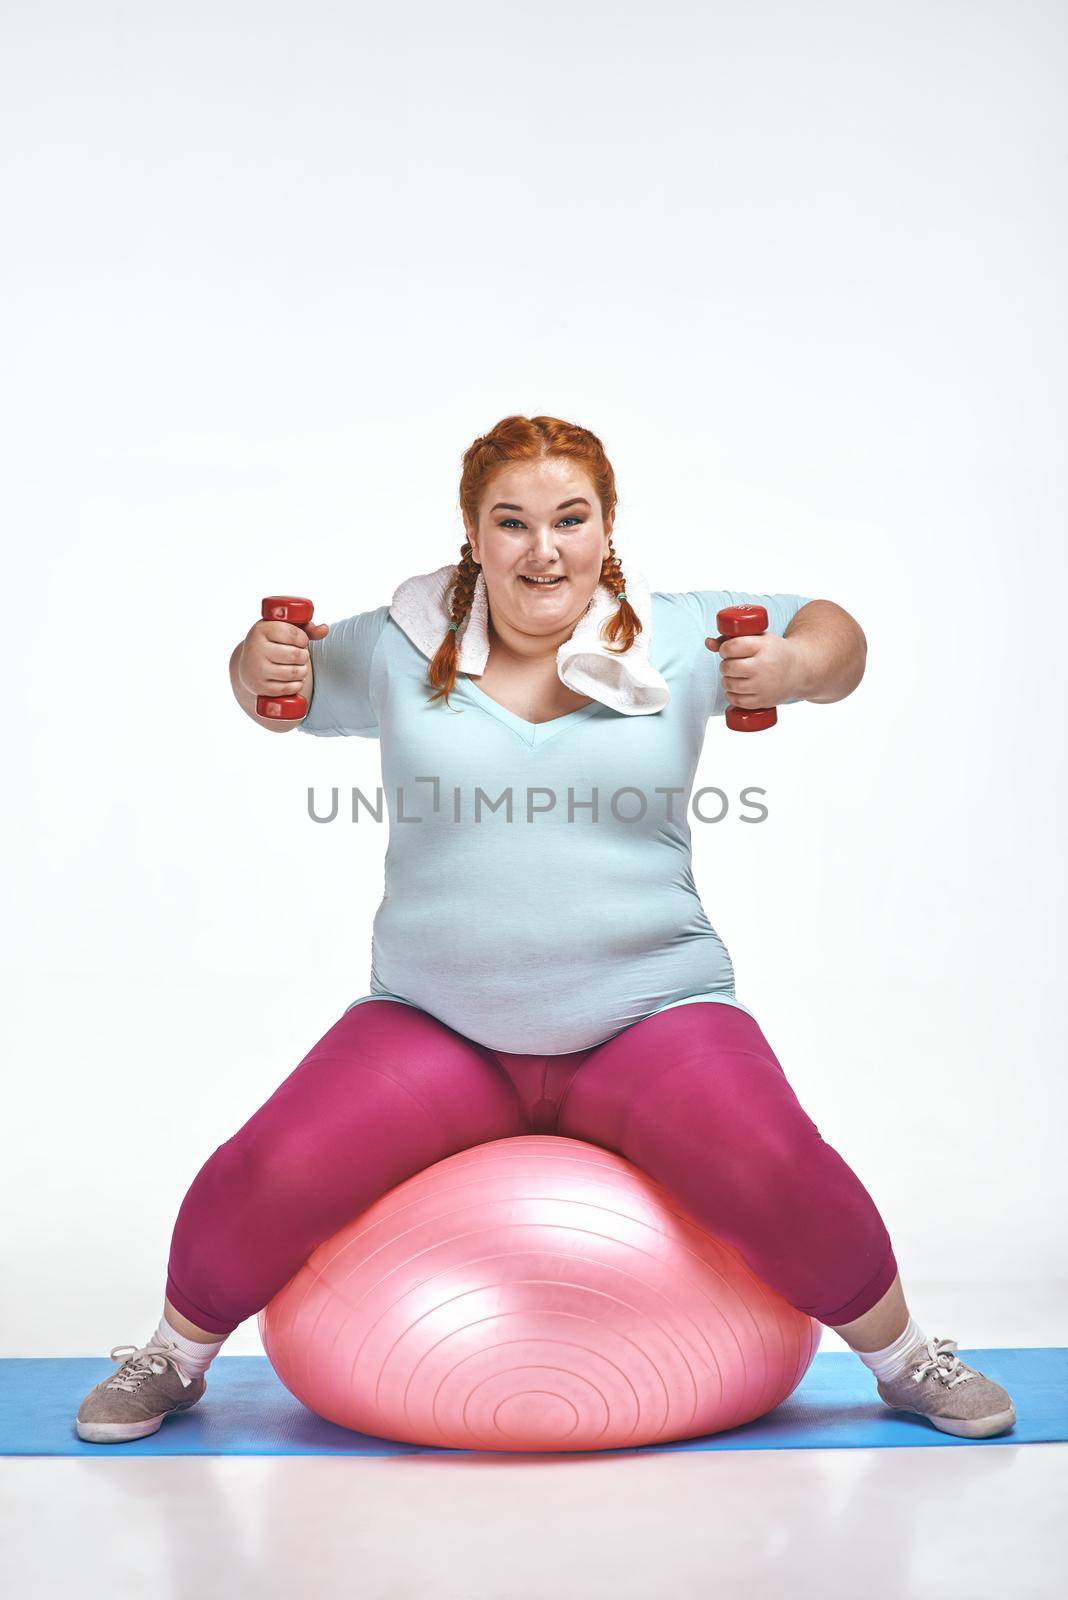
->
<box><xmin>715</xmin><ymin>604</ymin><xmax>777</xmax><ymax>732</ymax></box>
<box><xmin>255</xmin><ymin>596</ymin><xmax>316</xmax><ymax>720</ymax></box>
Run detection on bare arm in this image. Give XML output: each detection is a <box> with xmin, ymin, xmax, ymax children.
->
<box><xmin>706</xmin><ymin>598</ymin><xmax>867</xmax><ymax>710</ymax></box>
<box><xmin>783</xmin><ymin>599</ymin><xmax>867</xmax><ymax>704</ymax></box>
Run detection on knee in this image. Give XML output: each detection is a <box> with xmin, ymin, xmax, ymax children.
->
<box><xmin>742</xmin><ymin>1109</ymin><xmax>822</xmax><ymax>1182</ymax></box>
<box><xmin>179</xmin><ymin>1124</ymin><xmax>321</xmax><ymax>1222</ymax></box>
<box><xmin>632</xmin><ymin>1079</ymin><xmax>824</xmax><ymax>1214</ymax></box>
<box><xmin>701</xmin><ymin>1113</ymin><xmax>813</xmax><ymax>1211</ymax></box>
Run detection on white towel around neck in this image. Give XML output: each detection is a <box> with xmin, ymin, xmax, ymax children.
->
<box><xmin>388</xmin><ymin>561</ymin><xmax>670</xmax><ymax>715</ymax></box>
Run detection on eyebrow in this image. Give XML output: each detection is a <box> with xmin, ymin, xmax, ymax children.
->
<box><xmin>489</xmin><ymin>497</ymin><xmax>592</xmax><ymax>513</ymax></box>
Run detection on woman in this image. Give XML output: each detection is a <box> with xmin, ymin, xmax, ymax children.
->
<box><xmin>76</xmin><ymin>414</ymin><xmax>1016</xmax><ymax>1443</ymax></box>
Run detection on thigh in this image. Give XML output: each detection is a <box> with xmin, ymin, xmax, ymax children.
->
<box><xmin>557</xmin><ymin>1000</ymin><xmax>813</xmax><ymax>1167</ymax></box>
<box><xmin>167</xmin><ymin>1000</ymin><xmax>525</xmax><ymax>1332</ymax></box>
<box><xmin>556</xmin><ymin>1000</ymin><xmax>897</xmax><ymax>1323</ymax></box>
<box><xmin>225</xmin><ymin>999</ymin><xmax>525</xmax><ymax>1196</ymax></box>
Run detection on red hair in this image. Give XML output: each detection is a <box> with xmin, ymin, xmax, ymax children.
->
<box><xmin>427</xmin><ymin>414</ymin><xmax>640</xmax><ymax>706</ymax></box>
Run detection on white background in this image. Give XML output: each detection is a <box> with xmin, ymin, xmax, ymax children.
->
<box><xmin>2</xmin><ymin>1</ymin><xmax>1064</xmax><ymax>1357</ymax></box>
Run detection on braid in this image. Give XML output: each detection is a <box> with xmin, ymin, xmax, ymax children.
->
<box><xmin>597</xmin><ymin>538</ymin><xmax>642</xmax><ymax>655</ymax></box>
<box><xmin>426</xmin><ymin>542</ymin><xmax>481</xmax><ymax>706</ymax></box>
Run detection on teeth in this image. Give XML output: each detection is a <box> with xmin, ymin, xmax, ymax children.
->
<box><xmin>521</xmin><ymin>576</ymin><xmax>563</xmax><ymax>585</ymax></box>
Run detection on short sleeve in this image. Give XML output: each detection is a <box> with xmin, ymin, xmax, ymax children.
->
<box><xmin>298</xmin><ymin>605</ymin><xmax>391</xmax><ymax>738</ymax></box>
<box><xmin>659</xmin><ymin>588</ymin><xmax>814</xmax><ymax>717</ymax></box>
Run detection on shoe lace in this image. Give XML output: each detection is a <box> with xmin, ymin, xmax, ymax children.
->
<box><xmin>106</xmin><ymin>1341</ymin><xmax>192</xmax><ymax>1391</ymax></box>
<box><xmin>908</xmin><ymin>1337</ymin><xmax>976</xmax><ymax>1389</ymax></box>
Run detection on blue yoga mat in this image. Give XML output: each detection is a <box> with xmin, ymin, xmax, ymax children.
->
<box><xmin>2</xmin><ymin>1350</ymin><xmax>1064</xmax><ymax>1457</ymax></box>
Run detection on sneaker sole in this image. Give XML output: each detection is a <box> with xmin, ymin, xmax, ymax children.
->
<box><xmin>928</xmin><ymin>1405</ymin><xmax>1017</xmax><ymax>1440</ymax></box>
<box><xmin>881</xmin><ymin>1400</ymin><xmax>1017</xmax><ymax>1439</ymax></box>
<box><xmin>75</xmin><ymin>1397</ymin><xmax>202</xmax><ymax>1444</ymax></box>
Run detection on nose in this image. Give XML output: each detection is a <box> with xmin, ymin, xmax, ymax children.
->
<box><xmin>527</xmin><ymin>528</ymin><xmax>560</xmax><ymax>562</ymax></box>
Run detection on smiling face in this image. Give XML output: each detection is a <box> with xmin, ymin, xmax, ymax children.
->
<box><xmin>466</xmin><ymin>458</ymin><xmax>613</xmax><ymax>647</ymax></box>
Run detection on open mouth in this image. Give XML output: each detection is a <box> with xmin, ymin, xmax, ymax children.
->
<box><xmin>518</xmin><ymin>575</ymin><xmax>566</xmax><ymax>588</ymax></box>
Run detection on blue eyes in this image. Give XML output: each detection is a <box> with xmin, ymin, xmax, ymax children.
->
<box><xmin>498</xmin><ymin>517</ymin><xmax>584</xmax><ymax>530</ymax></box>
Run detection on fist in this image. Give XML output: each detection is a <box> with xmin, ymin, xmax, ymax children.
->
<box><xmin>239</xmin><ymin>614</ymin><xmax>329</xmax><ymax>701</ymax></box>
<box><xmin>704</xmin><ymin>630</ymin><xmax>799</xmax><ymax>711</ymax></box>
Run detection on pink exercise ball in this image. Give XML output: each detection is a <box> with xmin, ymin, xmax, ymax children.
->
<box><xmin>257</xmin><ymin>1135</ymin><xmax>821</xmax><ymax>1452</ymax></box>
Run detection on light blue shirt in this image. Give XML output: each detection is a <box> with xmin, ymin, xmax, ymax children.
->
<box><xmin>300</xmin><ymin>588</ymin><xmax>811</xmax><ymax>1053</ymax></box>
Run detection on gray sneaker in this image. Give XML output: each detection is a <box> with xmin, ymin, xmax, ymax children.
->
<box><xmin>876</xmin><ymin>1336</ymin><xmax>1016</xmax><ymax>1438</ymax></box>
<box><xmin>76</xmin><ymin>1340</ymin><xmax>206</xmax><ymax>1444</ymax></box>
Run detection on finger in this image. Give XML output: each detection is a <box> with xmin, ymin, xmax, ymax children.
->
<box><xmin>704</xmin><ymin>636</ymin><xmax>722</xmax><ymax>653</ymax></box>
<box><xmin>262</xmin><ymin>663</ymin><xmax>309</xmax><ymax>684</ymax></box>
<box><xmin>717</xmin><ymin>636</ymin><xmax>761</xmax><ymax>660</ymax></box>
<box><xmin>264</xmin><ymin>644</ymin><xmax>311</xmax><ymax>666</ymax></box>
<box><xmin>259</xmin><ymin>621</ymin><xmax>313</xmax><ymax>647</ymax></box>
<box><xmin>306</xmin><ymin>622</ymin><xmax>329</xmax><ymax>639</ymax></box>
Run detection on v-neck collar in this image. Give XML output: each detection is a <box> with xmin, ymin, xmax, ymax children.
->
<box><xmin>457</xmin><ymin>676</ymin><xmax>607</xmax><ymax>748</ymax></box>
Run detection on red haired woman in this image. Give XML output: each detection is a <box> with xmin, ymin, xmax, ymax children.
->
<box><xmin>76</xmin><ymin>415</ymin><xmax>1015</xmax><ymax>1443</ymax></box>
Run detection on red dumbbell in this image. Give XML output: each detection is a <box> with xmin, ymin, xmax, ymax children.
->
<box><xmin>255</xmin><ymin>596</ymin><xmax>316</xmax><ymax>720</ymax></box>
<box><xmin>715</xmin><ymin>604</ymin><xmax>777</xmax><ymax>732</ymax></box>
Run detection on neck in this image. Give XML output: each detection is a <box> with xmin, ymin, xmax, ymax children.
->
<box><xmin>486</xmin><ymin>611</ymin><xmax>580</xmax><ymax>666</ymax></box>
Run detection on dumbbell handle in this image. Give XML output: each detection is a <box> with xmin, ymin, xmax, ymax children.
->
<box><xmin>715</xmin><ymin>604</ymin><xmax>778</xmax><ymax>733</ymax></box>
<box><xmin>256</xmin><ymin>596</ymin><xmax>316</xmax><ymax>720</ymax></box>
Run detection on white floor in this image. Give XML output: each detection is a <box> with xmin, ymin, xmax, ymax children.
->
<box><xmin>4</xmin><ymin>1283</ymin><xmax>1066</xmax><ymax>1600</ymax></box>
<box><xmin>4</xmin><ymin>1445</ymin><xmax>1066</xmax><ymax>1600</ymax></box>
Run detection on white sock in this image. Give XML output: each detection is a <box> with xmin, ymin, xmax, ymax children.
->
<box><xmin>854</xmin><ymin>1314</ymin><xmax>930</xmax><ymax>1382</ymax></box>
<box><xmin>153</xmin><ymin>1314</ymin><xmax>228</xmax><ymax>1383</ymax></box>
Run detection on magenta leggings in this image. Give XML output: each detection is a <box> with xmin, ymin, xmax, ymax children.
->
<box><xmin>165</xmin><ymin>999</ymin><xmax>898</xmax><ymax>1336</ymax></box>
